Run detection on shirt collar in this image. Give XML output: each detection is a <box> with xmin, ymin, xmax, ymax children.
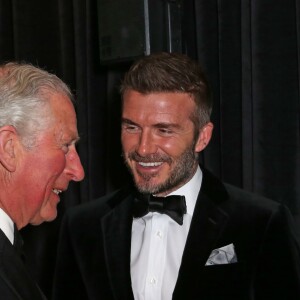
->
<box><xmin>168</xmin><ymin>165</ymin><xmax>202</xmax><ymax>216</ymax></box>
<box><xmin>0</xmin><ymin>208</ymin><xmax>14</xmax><ymax>244</ymax></box>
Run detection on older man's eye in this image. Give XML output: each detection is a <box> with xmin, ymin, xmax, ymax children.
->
<box><xmin>62</xmin><ymin>144</ymin><xmax>70</xmax><ymax>154</ymax></box>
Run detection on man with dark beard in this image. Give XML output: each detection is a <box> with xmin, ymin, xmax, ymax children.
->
<box><xmin>52</xmin><ymin>52</ymin><xmax>300</xmax><ymax>300</ymax></box>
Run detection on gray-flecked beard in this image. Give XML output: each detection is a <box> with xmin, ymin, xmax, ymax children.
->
<box><xmin>123</xmin><ymin>144</ymin><xmax>198</xmax><ymax>195</ymax></box>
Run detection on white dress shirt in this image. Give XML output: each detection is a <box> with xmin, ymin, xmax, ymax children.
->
<box><xmin>0</xmin><ymin>208</ymin><xmax>14</xmax><ymax>244</ymax></box>
<box><xmin>131</xmin><ymin>166</ymin><xmax>202</xmax><ymax>300</ymax></box>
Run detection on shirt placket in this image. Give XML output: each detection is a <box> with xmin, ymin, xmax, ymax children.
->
<box><xmin>145</xmin><ymin>213</ymin><xmax>168</xmax><ymax>300</ymax></box>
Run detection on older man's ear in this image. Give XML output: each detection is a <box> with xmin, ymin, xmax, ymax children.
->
<box><xmin>0</xmin><ymin>126</ymin><xmax>19</xmax><ymax>172</ymax></box>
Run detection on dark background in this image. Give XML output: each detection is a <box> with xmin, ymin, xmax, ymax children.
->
<box><xmin>0</xmin><ymin>0</ymin><xmax>299</xmax><ymax>298</ymax></box>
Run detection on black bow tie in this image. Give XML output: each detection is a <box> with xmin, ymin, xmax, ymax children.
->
<box><xmin>133</xmin><ymin>193</ymin><xmax>187</xmax><ymax>225</ymax></box>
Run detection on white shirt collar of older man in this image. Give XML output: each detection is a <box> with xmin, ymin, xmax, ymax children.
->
<box><xmin>0</xmin><ymin>207</ymin><xmax>14</xmax><ymax>244</ymax></box>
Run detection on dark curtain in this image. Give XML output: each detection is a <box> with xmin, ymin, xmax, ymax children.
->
<box><xmin>0</xmin><ymin>0</ymin><xmax>299</xmax><ymax>298</ymax></box>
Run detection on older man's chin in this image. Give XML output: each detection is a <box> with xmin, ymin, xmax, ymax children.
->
<box><xmin>30</xmin><ymin>206</ymin><xmax>58</xmax><ymax>226</ymax></box>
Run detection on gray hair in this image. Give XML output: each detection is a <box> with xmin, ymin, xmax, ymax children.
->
<box><xmin>0</xmin><ymin>62</ymin><xmax>73</xmax><ymax>148</ymax></box>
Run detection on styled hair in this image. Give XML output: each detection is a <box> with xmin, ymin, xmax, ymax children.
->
<box><xmin>120</xmin><ymin>52</ymin><xmax>213</xmax><ymax>129</ymax></box>
<box><xmin>0</xmin><ymin>62</ymin><xmax>73</xmax><ymax>148</ymax></box>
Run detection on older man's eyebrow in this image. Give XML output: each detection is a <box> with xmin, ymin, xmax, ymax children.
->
<box><xmin>68</xmin><ymin>134</ymin><xmax>81</xmax><ymax>145</ymax></box>
<box><xmin>74</xmin><ymin>137</ymin><xmax>81</xmax><ymax>144</ymax></box>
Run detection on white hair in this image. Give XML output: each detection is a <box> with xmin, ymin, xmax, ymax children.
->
<box><xmin>0</xmin><ymin>62</ymin><xmax>73</xmax><ymax>148</ymax></box>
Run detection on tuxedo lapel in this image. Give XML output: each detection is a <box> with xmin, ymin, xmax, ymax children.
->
<box><xmin>102</xmin><ymin>193</ymin><xmax>134</xmax><ymax>300</ymax></box>
<box><xmin>173</xmin><ymin>169</ymin><xmax>230</xmax><ymax>298</ymax></box>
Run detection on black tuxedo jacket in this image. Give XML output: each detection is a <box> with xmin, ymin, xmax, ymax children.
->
<box><xmin>0</xmin><ymin>229</ymin><xmax>46</xmax><ymax>300</ymax></box>
<box><xmin>52</xmin><ymin>169</ymin><xmax>300</xmax><ymax>300</ymax></box>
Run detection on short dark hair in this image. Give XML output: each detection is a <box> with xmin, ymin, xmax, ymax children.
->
<box><xmin>120</xmin><ymin>52</ymin><xmax>213</xmax><ymax>129</ymax></box>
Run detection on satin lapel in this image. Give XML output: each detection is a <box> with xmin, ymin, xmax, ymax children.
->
<box><xmin>174</xmin><ymin>169</ymin><xmax>230</xmax><ymax>297</ymax></box>
<box><xmin>102</xmin><ymin>194</ymin><xmax>134</xmax><ymax>300</ymax></box>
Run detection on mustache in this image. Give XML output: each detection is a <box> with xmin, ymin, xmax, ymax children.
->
<box><xmin>127</xmin><ymin>152</ymin><xmax>172</xmax><ymax>164</ymax></box>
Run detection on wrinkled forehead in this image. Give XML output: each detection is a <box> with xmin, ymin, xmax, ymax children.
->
<box><xmin>50</xmin><ymin>93</ymin><xmax>78</xmax><ymax>135</ymax></box>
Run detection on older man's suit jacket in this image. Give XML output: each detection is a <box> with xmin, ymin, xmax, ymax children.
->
<box><xmin>0</xmin><ymin>229</ymin><xmax>46</xmax><ymax>300</ymax></box>
<box><xmin>52</xmin><ymin>168</ymin><xmax>300</xmax><ymax>300</ymax></box>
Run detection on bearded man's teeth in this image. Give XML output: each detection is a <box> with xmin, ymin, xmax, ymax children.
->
<box><xmin>52</xmin><ymin>189</ymin><xmax>62</xmax><ymax>195</ymax></box>
<box><xmin>139</xmin><ymin>162</ymin><xmax>163</xmax><ymax>167</ymax></box>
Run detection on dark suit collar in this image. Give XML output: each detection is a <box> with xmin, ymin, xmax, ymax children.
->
<box><xmin>0</xmin><ymin>229</ymin><xmax>46</xmax><ymax>300</ymax></box>
<box><xmin>102</xmin><ymin>187</ymin><xmax>135</xmax><ymax>300</ymax></box>
<box><xmin>174</xmin><ymin>168</ymin><xmax>230</xmax><ymax>298</ymax></box>
<box><xmin>101</xmin><ymin>170</ymin><xmax>230</xmax><ymax>300</ymax></box>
